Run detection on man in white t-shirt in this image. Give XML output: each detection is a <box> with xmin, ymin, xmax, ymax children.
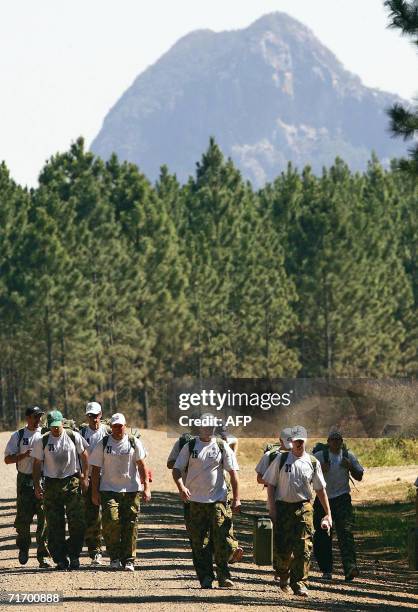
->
<box><xmin>4</xmin><ymin>406</ymin><xmax>52</xmax><ymax>568</ymax></box>
<box><xmin>173</xmin><ymin>417</ymin><xmax>241</xmax><ymax>589</ymax></box>
<box><xmin>32</xmin><ymin>410</ymin><xmax>89</xmax><ymax>570</ymax></box>
<box><xmin>313</xmin><ymin>430</ymin><xmax>364</xmax><ymax>582</ymax></box>
<box><xmin>80</xmin><ymin>401</ymin><xmax>109</xmax><ymax>566</ymax></box>
<box><xmin>255</xmin><ymin>427</ymin><xmax>293</xmax><ymax>581</ymax></box>
<box><xmin>263</xmin><ymin>425</ymin><xmax>332</xmax><ymax>598</ymax></box>
<box><xmin>89</xmin><ymin>413</ymin><xmax>151</xmax><ymax>572</ymax></box>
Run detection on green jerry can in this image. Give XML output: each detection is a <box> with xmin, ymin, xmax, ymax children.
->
<box><xmin>253</xmin><ymin>516</ymin><xmax>273</xmax><ymax>565</ymax></box>
<box><xmin>407</xmin><ymin>526</ymin><xmax>418</xmax><ymax>570</ymax></box>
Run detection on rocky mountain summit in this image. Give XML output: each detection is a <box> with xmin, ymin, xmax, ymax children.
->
<box><xmin>91</xmin><ymin>12</ymin><xmax>407</xmax><ymax>185</ymax></box>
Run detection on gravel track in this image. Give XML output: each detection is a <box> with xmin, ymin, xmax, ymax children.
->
<box><xmin>0</xmin><ymin>430</ymin><xmax>417</xmax><ymax>612</ymax></box>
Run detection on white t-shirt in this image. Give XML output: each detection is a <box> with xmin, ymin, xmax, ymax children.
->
<box><xmin>81</xmin><ymin>424</ymin><xmax>108</xmax><ymax>476</ymax></box>
<box><xmin>32</xmin><ymin>430</ymin><xmax>87</xmax><ymax>479</ymax></box>
<box><xmin>89</xmin><ymin>434</ymin><xmax>147</xmax><ymax>493</ymax></box>
<box><xmin>174</xmin><ymin>437</ymin><xmax>239</xmax><ymax>503</ymax></box>
<box><xmin>314</xmin><ymin>449</ymin><xmax>364</xmax><ymax>499</ymax></box>
<box><xmin>263</xmin><ymin>451</ymin><xmax>326</xmax><ymax>503</ymax></box>
<box><xmin>4</xmin><ymin>427</ymin><xmax>42</xmax><ymax>475</ymax></box>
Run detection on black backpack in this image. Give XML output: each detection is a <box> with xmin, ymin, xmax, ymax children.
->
<box><xmin>312</xmin><ymin>442</ymin><xmax>349</xmax><ymax>464</ymax></box>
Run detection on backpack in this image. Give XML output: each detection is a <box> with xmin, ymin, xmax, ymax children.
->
<box><xmin>16</xmin><ymin>426</ymin><xmax>48</xmax><ymax>471</ymax></box>
<box><xmin>185</xmin><ymin>437</ymin><xmax>226</xmax><ymax>471</ymax></box>
<box><xmin>101</xmin><ymin>433</ymin><xmax>153</xmax><ymax>483</ymax></box>
<box><xmin>79</xmin><ymin>422</ymin><xmax>111</xmax><ymax>441</ymax></box>
<box><xmin>312</xmin><ymin>442</ymin><xmax>349</xmax><ymax>465</ymax></box>
<box><xmin>42</xmin><ymin>428</ymin><xmax>78</xmax><ymax>450</ymax></box>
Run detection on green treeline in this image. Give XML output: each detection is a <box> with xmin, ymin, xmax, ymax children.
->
<box><xmin>0</xmin><ymin>138</ymin><xmax>416</xmax><ymax>426</ymax></box>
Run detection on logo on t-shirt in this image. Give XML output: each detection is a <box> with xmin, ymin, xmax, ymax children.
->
<box><xmin>48</xmin><ymin>444</ymin><xmax>55</xmax><ymax>452</ymax></box>
<box><xmin>23</xmin><ymin>438</ymin><xmax>29</xmax><ymax>446</ymax></box>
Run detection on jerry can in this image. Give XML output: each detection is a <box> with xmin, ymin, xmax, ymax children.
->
<box><xmin>253</xmin><ymin>516</ymin><xmax>273</xmax><ymax>565</ymax></box>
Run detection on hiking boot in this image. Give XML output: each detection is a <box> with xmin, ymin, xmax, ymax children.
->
<box><xmin>18</xmin><ymin>549</ymin><xmax>29</xmax><ymax>565</ymax></box>
<box><xmin>345</xmin><ymin>567</ymin><xmax>359</xmax><ymax>582</ymax></box>
<box><xmin>292</xmin><ymin>585</ymin><xmax>309</xmax><ymax>597</ymax></box>
<box><xmin>69</xmin><ymin>558</ymin><xmax>80</xmax><ymax>570</ymax></box>
<box><xmin>218</xmin><ymin>578</ymin><xmax>234</xmax><ymax>588</ymax></box>
<box><xmin>124</xmin><ymin>561</ymin><xmax>135</xmax><ymax>572</ymax></box>
<box><xmin>91</xmin><ymin>553</ymin><xmax>103</xmax><ymax>566</ymax></box>
<box><xmin>279</xmin><ymin>581</ymin><xmax>293</xmax><ymax>594</ymax></box>
<box><xmin>109</xmin><ymin>559</ymin><xmax>122</xmax><ymax>570</ymax></box>
<box><xmin>322</xmin><ymin>572</ymin><xmax>332</xmax><ymax>580</ymax></box>
<box><xmin>229</xmin><ymin>546</ymin><xmax>243</xmax><ymax>564</ymax></box>
<box><xmin>39</xmin><ymin>557</ymin><xmax>53</xmax><ymax>569</ymax></box>
<box><xmin>200</xmin><ymin>576</ymin><xmax>213</xmax><ymax>589</ymax></box>
<box><xmin>56</xmin><ymin>557</ymin><xmax>70</xmax><ymax>571</ymax></box>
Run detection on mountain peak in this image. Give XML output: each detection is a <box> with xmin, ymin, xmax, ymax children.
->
<box><xmin>91</xmin><ymin>13</ymin><xmax>407</xmax><ymax>186</ymax></box>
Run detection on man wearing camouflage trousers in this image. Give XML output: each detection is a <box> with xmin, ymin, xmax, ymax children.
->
<box><xmin>263</xmin><ymin>426</ymin><xmax>332</xmax><ymax>598</ymax></box>
<box><xmin>80</xmin><ymin>401</ymin><xmax>109</xmax><ymax>565</ymax></box>
<box><xmin>173</xmin><ymin>415</ymin><xmax>241</xmax><ymax>589</ymax></box>
<box><xmin>313</xmin><ymin>430</ymin><xmax>364</xmax><ymax>581</ymax></box>
<box><xmin>4</xmin><ymin>406</ymin><xmax>51</xmax><ymax>568</ymax></box>
<box><xmin>90</xmin><ymin>413</ymin><xmax>151</xmax><ymax>571</ymax></box>
<box><xmin>32</xmin><ymin>410</ymin><xmax>89</xmax><ymax>570</ymax></box>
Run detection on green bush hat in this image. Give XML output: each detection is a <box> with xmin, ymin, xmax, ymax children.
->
<box><xmin>47</xmin><ymin>410</ymin><xmax>63</xmax><ymax>428</ymax></box>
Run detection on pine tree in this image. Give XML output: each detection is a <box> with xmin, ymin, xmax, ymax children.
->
<box><xmin>385</xmin><ymin>0</ymin><xmax>418</xmax><ymax>174</ymax></box>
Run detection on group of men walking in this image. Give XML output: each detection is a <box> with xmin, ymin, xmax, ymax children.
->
<box><xmin>5</xmin><ymin>405</ymin><xmax>365</xmax><ymax>598</ymax></box>
<box><xmin>4</xmin><ymin>403</ymin><xmax>150</xmax><ymax>571</ymax></box>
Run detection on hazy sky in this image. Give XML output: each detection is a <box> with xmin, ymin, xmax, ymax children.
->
<box><xmin>1</xmin><ymin>0</ymin><xmax>417</xmax><ymax>187</ymax></box>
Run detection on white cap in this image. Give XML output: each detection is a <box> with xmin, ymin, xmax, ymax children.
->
<box><xmin>290</xmin><ymin>425</ymin><xmax>308</xmax><ymax>441</ymax></box>
<box><xmin>110</xmin><ymin>412</ymin><xmax>126</xmax><ymax>426</ymax></box>
<box><xmin>86</xmin><ymin>401</ymin><xmax>102</xmax><ymax>416</ymax></box>
<box><xmin>280</xmin><ymin>427</ymin><xmax>293</xmax><ymax>449</ymax></box>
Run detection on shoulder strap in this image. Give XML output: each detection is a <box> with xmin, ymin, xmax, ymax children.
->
<box><xmin>65</xmin><ymin>429</ymin><xmax>76</xmax><ymax>446</ymax></box>
<box><xmin>80</xmin><ymin>426</ymin><xmax>88</xmax><ymax>439</ymax></box>
<box><xmin>128</xmin><ymin>434</ymin><xmax>136</xmax><ymax>450</ymax></box>
<box><xmin>17</xmin><ymin>428</ymin><xmax>25</xmax><ymax>446</ymax></box>
<box><xmin>42</xmin><ymin>431</ymin><xmax>50</xmax><ymax>449</ymax></box>
<box><xmin>323</xmin><ymin>446</ymin><xmax>330</xmax><ymax>463</ymax></box>
<box><xmin>279</xmin><ymin>451</ymin><xmax>289</xmax><ymax>471</ymax></box>
<box><xmin>216</xmin><ymin>437</ymin><xmax>225</xmax><ymax>455</ymax></box>
<box><xmin>268</xmin><ymin>449</ymin><xmax>280</xmax><ymax>465</ymax></box>
<box><xmin>310</xmin><ymin>454</ymin><xmax>318</xmax><ymax>473</ymax></box>
<box><xmin>102</xmin><ymin>434</ymin><xmax>109</xmax><ymax>448</ymax></box>
<box><xmin>188</xmin><ymin>437</ymin><xmax>196</xmax><ymax>454</ymax></box>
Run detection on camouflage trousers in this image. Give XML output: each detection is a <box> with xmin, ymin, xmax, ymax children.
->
<box><xmin>14</xmin><ymin>472</ymin><xmax>49</xmax><ymax>561</ymax></box>
<box><xmin>101</xmin><ymin>491</ymin><xmax>140</xmax><ymax>564</ymax></box>
<box><xmin>313</xmin><ymin>493</ymin><xmax>357</xmax><ymax>576</ymax></box>
<box><xmin>188</xmin><ymin>501</ymin><xmax>234</xmax><ymax>584</ymax></box>
<box><xmin>83</xmin><ymin>480</ymin><xmax>102</xmax><ymax>557</ymax></box>
<box><xmin>274</xmin><ymin>500</ymin><xmax>314</xmax><ymax>590</ymax></box>
<box><xmin>184</xmin><ymin>500</ymin><xmax>239</xmax><ymax>569</ymax></box>
<box><xmin>44</xmin><ymin>475</ymin><xmax>85</xmax><ymax>563</ymax></box>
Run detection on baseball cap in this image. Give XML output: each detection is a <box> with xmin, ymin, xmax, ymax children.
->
<box><xmin>328</xmin><ymin>429</ymin><xmax>343</xmax><ymax>440</ymax></box>
<box><xmin>110</xmin><ymin>413</ymin><xmax>126</xmax><ymax>426</ymax></box>
<box><xmin>290</xmin><ymin>425</ymin><xmax>308</xmax><ymax>441</ymax></box>
<box><xmin>86</xmin><ymin>401</ymin><xmax>102</xmax><ymax>416</ymax></box>
<box><xmin>280</xmin><ymin>427</ymin><xmax>293</xmax><ymax>449</ymax></box>
<box><xmin>25</xmin><ymin>406</ymin><xmax>45</xmax><ymax>417</ymax></box>
<box><xmin>47</xmin><ymin>410</ymin><xmax>63</xmax><ymax>428</ymax></box>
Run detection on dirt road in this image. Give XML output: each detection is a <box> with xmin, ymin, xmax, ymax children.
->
<box><xmin>0</xmin><ymin>430</ymin><xmax>417</xmax><ymax>612</ymax></box>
